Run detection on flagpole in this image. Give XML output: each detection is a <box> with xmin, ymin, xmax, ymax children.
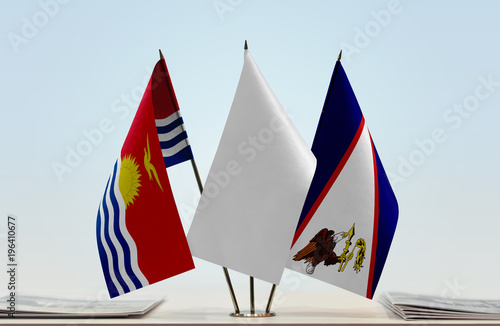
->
<box><xmin>187</xmin><ymin>153</ymin><xmax>240</xmax><ymax>314</ymax></box>
<box><xmin>244</xmin><ymin>40</ymin><xmax>277</xmax><ymax>317</ymax></box>
<box><xmin>190</xmin><ymin>158</ymin><xmax>203</xmax><ymax>194</ymax></box>
<box><xmin>265</xmin><ymin>284</ymin><xmax>277</xmax><ymax>314</ymax></box>
<box><xmin>266</xmin><ymin>51</ymin><xmax>346</xmax><ymax>314</ymax></box>
<box><xmin>244</xmin><ymin>40</ymin><xmax>258</xmax><ymax>317</ymax></box>
<box><xmin>190</xmin><ymin>157</ymin><xmax>240</xmax><ymax>315</ymax></box>
<box><xmin>269</xmin><ymin>49</ymin><xmax>346</xmax><ymax>314</ymax></box>
<box><xmin>238</xmin><ymin>40</ymin><xmax>277</xmax><ymax>318</ymax></box>
<box><xmin>158</xmin><ymin>49</ymin><xmax>240</xmax><ymax>315</ymax></box>
<box><xmin>250</xmin><ymin>276</ymin><xmax>255</xmax><ymax>314</ymax></box>
<box><xmin>264</xmin><ymin>51</ymin><xmax>343</xmax><ymax>312</ymax></box>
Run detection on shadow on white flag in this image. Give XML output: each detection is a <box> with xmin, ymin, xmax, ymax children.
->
<box><xmin>187</xmin><ymin>49</ymin><xmax>316</xmax><ymax>285</ymax></box>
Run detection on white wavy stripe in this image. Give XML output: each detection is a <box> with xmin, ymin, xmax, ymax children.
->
<box><xmin>104</xmin><ymin>159</ymin><xmax>137</xmax><ymax>292</ymax></box>
<box><xmin>112</xmin><ymin>160</ymin><xmax>149</xmax><ymax>287</ymax></box>
<box><xmin>155</xmin><ymin>111</ymin><xmax>180</xmax><ymax>128</ymax></box>
<box><xmin>99</xmin><ymin>176</ymin><xmax>124</xmax><ymax>296</ymax></box>
<box><xmin>161</xmin><ymin>140</ymin><xmax>189</xmax><ymax>157</ymax></box>
<box><xmin>157</xmin><ymin>125</ymin><xmax>184</xmax><ymax>142</ymax></box>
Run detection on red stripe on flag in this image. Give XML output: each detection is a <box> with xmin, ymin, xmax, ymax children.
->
<box><xmin>291</xmin><ymin>117</ymin><xmax>366</xmax><ymax>247</ymax></box>
<box><xmin>366</xmin><ymin>133</ymin><xmax>379</xmax><ymax>299</ymax></box>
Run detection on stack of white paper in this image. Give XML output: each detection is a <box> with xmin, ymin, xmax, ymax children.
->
<box><xmin>0</xmin><ymin>294</ymin><xmax>163</xmax><ymax>318</ymax></box>
<box><xmin>380</xmin><ymin>292</ymin><xmax>500</xmax><ymax>320</ymax></box>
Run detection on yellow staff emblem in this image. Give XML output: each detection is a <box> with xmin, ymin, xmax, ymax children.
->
<box><xmin>337</xmin><ymin>223</ymin><xmax>366</xmax><ymax>273</ymax></box>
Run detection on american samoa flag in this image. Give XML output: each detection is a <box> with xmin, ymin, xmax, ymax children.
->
<box><xmin>286</xmin><ymin>57</ymin><xmax>398</xmax><ymax>299</ymax></box>
<box><xmin>96</xmin><ymin>56</ymin><xmax>194</xmax><ymax>298</ymax></box>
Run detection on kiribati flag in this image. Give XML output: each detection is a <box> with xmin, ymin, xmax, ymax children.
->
<box><xmin>96</xmin><ymin>56</ymin><xmax>194</xmax><ymax>298</ymax></box>
<box><xmin>286</xmin><ymin>56</ymin><xmax>398</xmax><ymax>299</ymax></box>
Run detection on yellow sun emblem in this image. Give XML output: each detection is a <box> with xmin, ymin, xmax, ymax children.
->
<box><xmin>119</xmin><ymin>155</ymin><xmax>141</xmax><ymax>208</ymax></box>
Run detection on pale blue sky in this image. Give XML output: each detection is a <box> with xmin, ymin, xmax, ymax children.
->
<box><xmin>1</xmin><ymin>0</ymin><xmax>499</xmax><ymax>301</ymax></box>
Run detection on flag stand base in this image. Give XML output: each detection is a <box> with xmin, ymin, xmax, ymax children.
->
<box><xmin>230</xmin><ymin>311</ymin><xmax>276</xmax><ymax>317</ymax></box>
<box><xmin>228</xmin><ymin>277</ymin><xmax>277</xmax><ymax>317</ymax></box>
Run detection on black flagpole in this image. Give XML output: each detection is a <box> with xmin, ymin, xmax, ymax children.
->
<box><xmin>159</xmin><ymin>49</ymin><xmax>240</xmax><ymax>314</ymax></box>
<box><xmin>264</xmin><ymin>49</ymin><xmax>343</xmax><ymax>316</ymax></box>
<box><xmin>265</xmin><ymin>283</ymin><xmax>277</xmax><ymax>314</ymax></box>
<box><xmin>243</xmin><ymin>40</ymin><xmax>278</xmax><ymax>317</ymax></box>
<box><xmin>188</xmin><ymin>155</ymin><xmax>240</xmax><ymax>314</ymax></box>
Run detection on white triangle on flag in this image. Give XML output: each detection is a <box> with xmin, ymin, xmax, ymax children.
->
<box><xmin>287</xmin><ymin>124</ymin><xmax>375</xmax><ymax>296</ymax></box>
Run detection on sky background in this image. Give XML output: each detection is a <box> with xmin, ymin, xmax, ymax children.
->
<box><xmin>0</xmin><ymin>0</ymin><xmax>499</xmax><ymax>306</ymax></box>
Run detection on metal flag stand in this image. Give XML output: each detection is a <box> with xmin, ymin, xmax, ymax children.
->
<box><xmin>228</xmin><ymin>41</ymin><xmax>277</xmax><ymax>318</ymax></box>
<box><xmin>226</xmin><ymin>47</ymin><xmax>343</xmax><ymax>318</ymax></box>
<box><xmin>158</xmin><ymin>49</ymin><xmax>241</xmax><ymax>315</ymax></box>
<box><xmin>228</xmin><ymin>277</ymin><xmax>277</xmax><ymax>317</ymax></box>
<box><xmin>159</xmin><ymin>42</ymin><xmax>278</xmax><ymax>317</ymax></box>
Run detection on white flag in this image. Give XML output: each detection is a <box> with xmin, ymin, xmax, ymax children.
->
<box><xmin>187</xmin><ymin>49</ymin><xmax>316</xmax><ymax>284</ymax></box>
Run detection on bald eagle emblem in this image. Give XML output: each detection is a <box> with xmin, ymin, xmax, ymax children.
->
<box><xmin>292</xmin><ymin>224</ymin><xmax>366</xmax><ymax>274</ymax></box>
